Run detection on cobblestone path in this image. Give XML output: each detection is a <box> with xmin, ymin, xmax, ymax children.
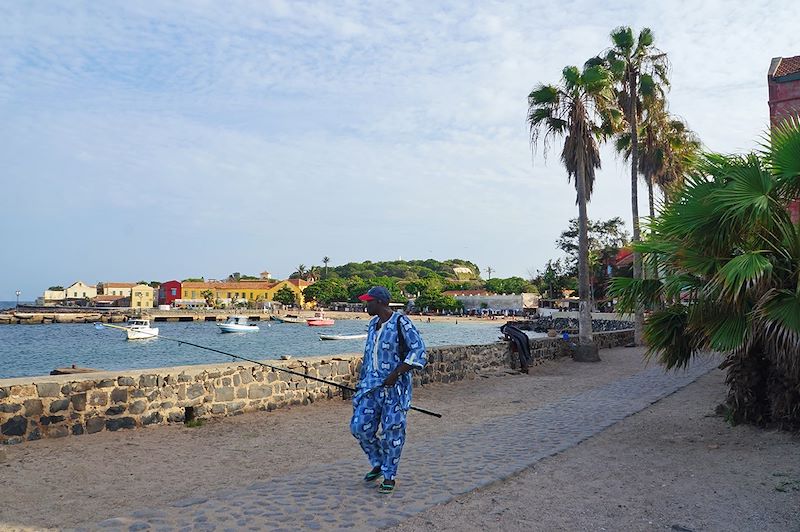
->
<box><xmin>77</xmin><ymin>356</ymin><xmax>719</xmax><ymax>532</ymax></box>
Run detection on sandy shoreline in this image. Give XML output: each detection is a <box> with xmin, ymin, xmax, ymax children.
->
<box><xmin>1</xmin><ymin>346</ymin><xmax>797</xmax><ymax>530</ymax></box>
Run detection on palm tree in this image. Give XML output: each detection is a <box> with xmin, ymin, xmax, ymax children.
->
<box><xmin>609</xmin><ymin>117</ymin><xmax>800</xmax><ymax>428</ymax></box>
<box><xmin>485</xmin><ymin>266</ymin><xmax>494</xmax><ymax>279</ymax></box>
<box><xmin>322</xmin><ymin>256</ymin><xmax>331</xmax><ymax>278</ymax></box>
<box><xmin>601</xmin><ymin>26</ymin><xmax>670</xmax><ymax>345</ymax></box>
<box><xmin>528</xmin><ymin>63</ymin><xmax>616</xmax><ymax>361</ymax></box>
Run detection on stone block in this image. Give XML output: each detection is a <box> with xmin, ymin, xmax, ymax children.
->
<box><xmin>1</xmin><ymin>416</ymin><xmax>27</xmax><ymax>436</ymax></box>
<box><xmin>36</xmin><ymin>383</ymin><xmax>61</xmax><ymax>397</ymax></box>
<box><xmin>266</xmin><ymin>372</ymin><xmax>278</xmax><ymax>383</ymax></box>
<box><xmin>118</xmin><ymin>376</ymin><xmax>135</xmax><ymax>386</ymax></box>
<box><xmin>232</xmin><ymin>375</ymin><xmax>241</xmax><ymax>386</ymax></box>
<box><xmin>160</xmin><ymin>402</ymin><xmax>174</xmax><ymax>409</ymax></box>
<box><xmin>211</xmin><ymin>404</ymin><xmax>226</xmax><ymax>414</ymax></box>
<box><xmin>0</xmin><ymin>387</ymin><xmax>7</xmax><ymax>399</ymax></box>
<box><xmin>72</xmin><ymin>381</ymin><xmax>95</xmax><ymax>393</ymax></box>
<box><xmin>131</xmin><ymin>389</ymin><xmax>145</xmax><ymax>398</ymax></box>
<box><xmin>48</xmin><ymin>425</ymin><xmax>70</xmax><ymax>438</ymax></box>
<box><xmin>215</xmin><ymin>387</ymin><xmax>234</xmax><ymax>402</ymax></box>
<box><xmin>177</xmin><ymin>373</ymin><xmax>192</xmax><ymax>382</ymax></box>
<box><xmin>97</xmin><ymin>379</ymin><xmax>116</xmax><ymax>388</ymax></box>
<box><xmin>27</xmin><ymin>428</ymin><xmax>41</xmax><ymax>441</ymax></box>
<box><xmin>248</xmin><ymin>384</ymin><xmax>272</xmax><ymax>399</ymax></box>
<box><xmin>71</xmin><ymin>423</ymin><xmax>84</xmax><ymax>435</ymax></box>
<box><xmin>227</xmin><ymin>401</ymin><xmax>245</xmax><ymax>413</ymax></box>
<box><xmin>106</xmin><ymin>417</ymin><xmax>136</xmax><ymax>431</ymax></box>
<box><xmin>139</xmin><ymin>375</ymin><xmax>157</xmax><ymax>388</ymax></box>
<box><xmin>71</xmin><ymin>393</ymin><xmax>87</xmax><ymax>411</ymax></box>
<box><xmin>142</xmin><ymin>412</ymin><xmax>162</xmax><ymax>425</ymax></box>
<box><xmin>161</xmin><ymin>385</ymin><xmax>175</xmax><ymax>398</ymax></box>
<box><xmin>24</xmin><ymin>399</ymin><xmax>43</xmax><ymax>416</ymax></box>
<box><xmin>337</xmin><ymin>361</ymin><xmax>351</xmax><ymax>374</ymax></box>
<box><xmin>239</xmin><ymin>372</ymin><xmax>253</xmax><ymax>384</ymax></box>
<box><xmin>318</xmin><ymin>364</ymin><xmax>333</xmax><ymax>378</ymax></box>
<box><xmin>0</xmin><ymin>403</ymin><xmax>21</xmax><ymax>413</ymax></box>
<box><xmin>176</xmin><ymin>384</ymin><xmax>186</xmax><ymax>400</ymax></box>
<box><xmin>167</xmin><ymin>411</ymin><xmax>184</xmax><ymax>423</ymax></box>
<box><xmin>60</xmin><ymin>384</ymin><xmax>72</xmax><ymax>395</ymax></box>
<box><xmin>50</xmin><ymin>399</ymin><xmax>70</xmax><ymax>413</ymax></box>
<box><xmin>187</xmin><ymin>384</ymin><xmax>205</xmax><ymax>400</ymax></box>
<box><xmin>105</xmin><ymin>405</ymin><xmax>126</xmax><ymax>416</ymax></box>
<box><xmin>222</xmin><ymin>377</ymin><xmax>232</xmax><ymax>386</ymax></box>
<box><xmin>88</xmin><ymin>391</ymin><xmax>108</xmax><ymax>407</ymax></box>
<box><xmin>129</xmin><ymin>400</ymin><xmax>147</xmax><ymax>415</ymax></box>
<box><xmin>110</xmin><ymin>388</ymin><xmax>128</xmax><ymax>403</ymax></box>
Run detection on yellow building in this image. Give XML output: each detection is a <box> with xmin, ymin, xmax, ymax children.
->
<box><xmin>180</xmin><ymin>279</ymin><xmax>311</xmax><ymax>307</ymax></box>
<box><xmin>65</xmin><ymin>281</ymin><xmax>97</xmax><ymax>300</ymax></box>
<box><xmin>130</xmin><ymin>284</ymin><xmax>156</xmax><ymax>309</ymax></box>
<box><xmin>97</xmin><ymin>282</ymin><xmax>135</xmax><ymax>297</ymax></box>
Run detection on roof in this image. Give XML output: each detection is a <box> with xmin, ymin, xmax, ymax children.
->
<box><xmin>442</xmin><ymin>290</ymin><xmax>496</xmax><ymax>297</ymax></box>
<box><xmin>769</xmin><ymin>55</ymin><xmax>800</xmax><ymax>81</ymax></box>
<box><xmin>100</xmin><ymin>282</ymin><xmax>135</xmax><ymax>288</ymax></box>
<box><xmin>285</xmin><ymin>279</ymin><xmax>311</xmax><ymax>288</ymax></box>
<box><xmin>94</xmin><ymin>295</ymin><xmax>128</xmax><ymax>302</ymax></box>
<box><xmin>614</xmin><ymin>248</ymin><xmax>634</xmax><ymax>267</ymax></box>
<box><xmin>181</xmin><ymin>280</ymin><xmax>279</xmax><ymax>290</ymax></box>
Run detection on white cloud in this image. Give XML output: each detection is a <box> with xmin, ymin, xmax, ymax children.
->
<box><xmin>0</xmin><ymin>0</ymin><xmax>797</xmax><ymax>298</ymax></box>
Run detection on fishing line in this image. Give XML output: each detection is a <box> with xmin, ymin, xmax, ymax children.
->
<box><xmin>94</xmin><ymin>321</ymin><xmax>442</xmax><ymax>418</ymax></box>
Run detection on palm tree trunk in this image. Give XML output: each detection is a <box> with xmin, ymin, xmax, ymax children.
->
<box><xmin>629</xmin><ymin>69</ymin><xmax>644</xmax><ymax>345</ymax></box>
<box><xmin>575</xmin><ymin>159</ymin><xmax>599</xmax><ymax>362</ymax></box>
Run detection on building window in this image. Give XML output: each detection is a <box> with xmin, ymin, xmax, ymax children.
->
<box><xmin>250</xmin><ymin>292</ymin><xmax>254</xmax><ymax>299</ymax></box>
<box><xmin>192</xmin><ymin>291</ymin><xmax>196</xmax><ymax>298</ymax></box>
<box><xmin>171</xmin><ymin>288</ymin><xmax>177</xmax><ymax>296</ymax></box>
<box><xmin>83</xmin><ymin>292</ymin><xmax>86</xmax><ymax>297</ymax></box>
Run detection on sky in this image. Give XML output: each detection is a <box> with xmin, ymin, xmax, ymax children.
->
<box><xmin>1</xmin><ymin>0</ymin><xmax>797</xmax><ymax>300</ymax></box>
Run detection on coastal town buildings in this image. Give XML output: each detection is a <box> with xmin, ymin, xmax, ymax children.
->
<box><xmin>130</xmin><ymin>284</ymin><xmax>156</xmax><ymax>308</ymax></box>
<box><xmin>158</xmin><ymin>280</ymin><xmax>182</xmax><ymax>306</ymax></box>
<box><xmin>65</xmin><ymin>281</ymin><xmax>97</xmax><ymax>301</ymax></box>
<box><xmin>97</xmin><ymin>282</ymin><xmax>135</xmax><ymax>297</ymax></box>
<box><xmin>180</xmin><ymin>278</ymin><xmax>311</xmax><ymax>308</ymax></box>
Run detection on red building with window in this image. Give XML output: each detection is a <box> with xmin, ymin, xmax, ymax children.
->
<box><xmin>768</xmin><ymin>55</ymin><xmax>800</xmax><ymax>223</ymax></box>
<box><xmin>158</xmin><ymin>280</ymin><xmax>182</xmax><ymax>306</ymax></box>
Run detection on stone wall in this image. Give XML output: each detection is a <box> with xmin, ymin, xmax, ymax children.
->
<box><xmin>0</xmin><ymin>330</ymin><xmax>633</xmax><ymax>445</ymax></box>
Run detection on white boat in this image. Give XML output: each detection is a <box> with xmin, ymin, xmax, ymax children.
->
<box><xmin>126</xmin><ymin>319</ymin><xmax>159</xmax><ymax>340</ymax></box>
<box><xmin>218</xmin><ymin>315</ymin><xmax>260</xmax><ymax>333</ymax></box>
<box><xmin>318</xmin><ymin>333</ymin><xmax>368</xmax><ymax>341</ymax></box>
<box><xmin>273</xmin><ymin>314</ymin><xmax>306</xmax><ymax>324</ymax></box>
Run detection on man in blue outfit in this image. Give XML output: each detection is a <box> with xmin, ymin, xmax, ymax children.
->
<box><xmin>350</xmin><ymin>286</ymin><xmax>428</xmax><ymax>494</ymax></box>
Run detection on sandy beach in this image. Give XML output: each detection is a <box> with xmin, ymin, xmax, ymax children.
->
<box><xmin>0</xmin><ymin>346</ymin><xmax>797</xmax><ymax>530</ymax></box>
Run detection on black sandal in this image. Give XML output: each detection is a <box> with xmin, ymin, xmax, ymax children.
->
<box><xmin>364</xmin><ymin>466</ymin><xmax>382</xmax><ymax>482</ymax></box>
<box><xmin>378</xmin><ymin>480</ymin><xmax>395</xmax><ymax>494</ymax></box>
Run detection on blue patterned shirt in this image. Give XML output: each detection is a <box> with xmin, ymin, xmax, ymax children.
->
<box><xmin>354</xmin><ymin>312</ymin><xmax>427</xmax><ymax>410</ymax></box>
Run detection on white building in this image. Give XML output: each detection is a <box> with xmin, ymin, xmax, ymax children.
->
<box><xmin>65</xmin><ymin>281</ymin><xmax>97</xmax><ymax>300</ymax></box>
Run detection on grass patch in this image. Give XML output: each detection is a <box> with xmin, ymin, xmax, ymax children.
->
<box><xmin>185</xmin><ymin>419</ymin><xmax>205</xmax><ymax>428</ymax></box>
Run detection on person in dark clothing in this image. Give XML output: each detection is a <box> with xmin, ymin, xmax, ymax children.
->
<box><xmin>500</xmin><ymin>323</ymin><xmax>531</xmax><ymax>373</ymax></box>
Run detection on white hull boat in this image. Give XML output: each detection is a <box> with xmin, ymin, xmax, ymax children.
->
<box><xmin>126</xmin><ymin>319</ymin><xmax>159</xmax><ymax>340</ymax></box>
<box><xmin>218</xmin><ymin>315</ymin><xmax>260</xmax><ymax>333</ymax></box>
<box><xmin>318</xmin><ymin>333</ymin><xmax>368</xmax><ymax>341</ymax></box>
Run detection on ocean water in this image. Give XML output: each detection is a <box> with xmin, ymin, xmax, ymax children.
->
<box><xmin>0</xmin><ymin>318</ymin><xmax>532</xmax><ymax>379</ymax></box>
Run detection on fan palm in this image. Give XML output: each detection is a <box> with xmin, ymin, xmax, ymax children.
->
<box><xmin>609</xmin><ymin>117</ymin><xmax>800</xmax><ymax>428</ymax></box>
<box><xmin>322</xmin><ymin>256</ymin><xmax>330</xmax><ymax>278</ymax></box>
<box><xmin>528</xmin><ymin>63</ymin><xmax>617</xmax><ymax>361</ymax></box>
<box><xmin>600</xmin><ymin>26</ymin><xmax>670</xmax><ymax>345</ymax></box>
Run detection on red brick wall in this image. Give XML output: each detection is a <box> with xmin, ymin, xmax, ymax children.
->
<box><xmin>769</xmin><ymin>78</ymin><xmax>800</xmax><ymax>124</ymax></box>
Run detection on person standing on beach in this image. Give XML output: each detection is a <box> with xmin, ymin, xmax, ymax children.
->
<box><xmin>350</xmin><ymin>286</ymin><xmax>428</xmax><ymax>494</ymax></box>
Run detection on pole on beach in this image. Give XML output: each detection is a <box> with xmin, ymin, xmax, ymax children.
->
<box><xmin>94</xmin><ymin>322</ymin><xmax>442</xmax><ymax>418</ymax></box>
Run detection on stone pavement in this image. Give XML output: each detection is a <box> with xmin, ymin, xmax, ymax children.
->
<box><xmin>75</xmin><ymin>356</ymin><xmax>720</xmax><ymax>532</ymax></box>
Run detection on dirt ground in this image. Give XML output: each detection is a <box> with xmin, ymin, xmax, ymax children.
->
<box><xmin>0</xmin><ymin>347</ymin><xmax>798</xmax><ymax>531</ymax></box>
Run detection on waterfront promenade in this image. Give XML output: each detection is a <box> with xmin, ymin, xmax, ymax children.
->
<box><xmin>1</xmin><ymin>347</ymin><xmax>797</xmax><ymax>531</ymax></box>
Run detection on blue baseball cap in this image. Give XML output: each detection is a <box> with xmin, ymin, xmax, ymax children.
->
<box><xmin>358</xmin><ymin>286</ymin><xmax>391</xmax><ymax>303</ymax></box>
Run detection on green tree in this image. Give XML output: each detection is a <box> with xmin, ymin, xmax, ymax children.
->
<box><xmin>528</xmin><ymin>62</ymin><xmax>616</xmax><ymax>361</ymax></box>
<box><xmin>322</xmin><ymin>256</ymin><xmax>331</xmax><ymax>278</ymax></box>
<box><xmin>599</xmin><ymin>26</ymin><xmax>670</xmax><ymax>344</ymax></box>
<box><xmin>302</xmin><ymin>278</ymin><xmax>348</xmax><ymax>306</ymax></box>
<box><xmin>609</xmin><ymin>118</ymin><xmax>800</xmax><ymax>428</ymax></box>
<box><xmin>414</xmin><ymin>289</ymin><xmax>462</xmax><ymax>312</ymax></box>
<box><xmin>200</xmin><ymin>289</ymin><xmax>215</xmax><ymax>307</ymax></box>
<box><xmin>273</xmin><ymin>286</ymin><xmax>297</xmax><ymax>306</ymax></box>
<box><xmin>47</xmin><ymin>286</ymin><xmax>64</xmax><ymax>291</ymax></box>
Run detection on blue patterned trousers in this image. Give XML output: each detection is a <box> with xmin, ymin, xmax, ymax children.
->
<box><xmin>350</xmin><ymin>386</ymin><xmax>408</xmax><ymax>480</ymax></box>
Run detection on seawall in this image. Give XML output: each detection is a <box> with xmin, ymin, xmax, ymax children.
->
<box><xmin>1</xmin><ymin>330</ymin><xmax>634</xmax><ymax>444</ymax></box>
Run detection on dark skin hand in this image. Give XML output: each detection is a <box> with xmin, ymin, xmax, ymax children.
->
<box><xmin>365</xmin><ymin>299</ymin><xmax>414</xmax><ymax>387</ymax></box>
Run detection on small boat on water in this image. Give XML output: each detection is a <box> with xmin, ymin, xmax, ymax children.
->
<box><xmin>307</xmin><ymin>311</ymin><xmax>335</xmax><ymax>327</ymax></box>
<box><xmin>273</xmin><ymin>314</ymin><xmax>306</xmax><ymax>324</ymax></box>
<box><xmin>126</xmin><ymin>319</ymin><xmax>159</xmax><ymax>340</ymax></box>
<box><xmin>218</xmin><ymin>315</ymin><xmax>260</xmax><ymax>333</ymax></box>
<box><xmin>318</xmin><ymin>333</ymin><xmax>367</xmax><ymax>341</ymax></box>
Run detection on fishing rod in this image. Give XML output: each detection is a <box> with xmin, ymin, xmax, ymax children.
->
<box><xmin>94</xmin><ymin>321</ymin><xmax>442</xmax><ymax>418</ymax></box>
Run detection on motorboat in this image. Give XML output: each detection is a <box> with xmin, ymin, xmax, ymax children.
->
<box><xmin>307</xmin><ymin>311</ymin><xmax>335</xmax><ymax>327</ymax></box>
<box><xmin>273</xmin><ymin>314</ymin><xmax>306</xmax><ymax>324</ymax></box>
<box><xmin>126</xmin><ymin>319</ymin><xmax>159</xmax><ymax>340</ymax></box>
<box><xmin>318</xmin><ymin>333</ymin><xmax>367</xmax><ymax>341</ymax></box>
<box><xmin>218</xmin><ymin>315</ymin><xmax>260</xmax><ymax>333</ymax></box>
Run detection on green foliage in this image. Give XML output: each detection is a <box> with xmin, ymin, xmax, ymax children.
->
<box><xmin>611</xmin><ymin>120</ymin><xmax>800</xmax><ymax>428</ymax></box>
<box><xmin>302</xmin><ymin>278</ymin><xmax>349</xmax><ymax>305</ymax></box>
<box><xmin>182</xmin><ymin>277</ymin><xmax>204</xmax><ymax>282</ymax></box>
<box><xmin>47</xmin><ymin>286</ymin><xmax>64</xmax><ymax>291</ymax></box>
<box><xmin>414</xmin><ymin>289</ymin><xmax>462</xmax><ymax>312</ymax></box>
<box><xmin>273</xmin><ymin>286</ymin><xmax>297</xmax><ymax>306</ymax></box>
<box><xmin>484</xmin><ymin>277</ymin><xmax>535</xmax><ymax>294</ymax></box>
